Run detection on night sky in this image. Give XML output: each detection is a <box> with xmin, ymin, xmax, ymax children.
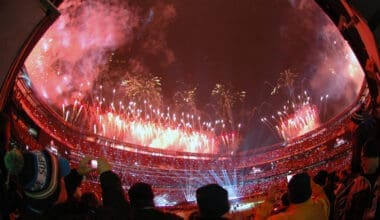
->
<box><xmin>141</xmin><ymin>0</ymin><xmax>311</xmax><ymax>106</ymax></box>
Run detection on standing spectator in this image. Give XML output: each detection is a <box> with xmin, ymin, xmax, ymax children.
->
<box><xmin>339</xmin><ymin>138</ymin><xmax>380</xmax><ymax>219</ymax></box>
<box><xmin>335</xmin><ymin>169</ymin><xmax>351</xmax><ymax>196</ymax></box>
<box><xmin>42</xmin><ymin>156</ymin><xmax>97</xmax><ymax>219</ymax></box>
<box><xmin>128</xmin><ymin>182</ymin><xmax>182</xmax><ymax>220</ymax></box>
<box><xmin>96</xmin><ymin>157</ymin><xmax>131</xmax><ymax>219</ymax></box>
<box><xmin>255</xmin><ymin>172</ymin><xmax>329</xmax><ymax>220</ymax></box>
<box><xmin>64</xmin><ymin>156</ymin><xmax>94</xmax><ymax>202</ymax></box>
<box><xmin>80</xmin><ymin>191</ymin><xmax>100</xmax><ymax>215</ymax></box>
<box><xmin>325</xmin><ymin>172</ymin><xmax>338</xmax><ymax>220</ymax></box>
<box><xmin>350</xmin><ymin>99</ymin><xmax>380</xmax><ymax>176</ymax></box>
<box><xmin>349</xmin><ymin>106</ymin><xmax>372</xmax><ymax>175</ymax></box>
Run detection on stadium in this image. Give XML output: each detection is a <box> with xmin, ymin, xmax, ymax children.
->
<box><xmin>1</xmin><ymin>0</ymin><xmax>379</xmax><ymax>218</ymax></box>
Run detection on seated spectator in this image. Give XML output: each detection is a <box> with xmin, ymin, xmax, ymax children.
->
<box><xmin>4</xmin><ymin>148</ymin><xmax>71</xmax><ymax>218</ymax></box>
<box><xmin>255</xmin><ymin>172</ymin><xmax>329</xmax><ymax>220</ymax></box>
<box><xmin>337</xmin><ymin>138</ymin><xmax>380</xmax><ymax>219</ymax></box>
<box><xmin>189</xmin><ymin>184</ymin><xmax>230</xmax><ymax>220</ymax></box>
<box><xmin>128</xmin><ymin>182</ymin><xmax>182</xmax><ymax>219</ymax></box>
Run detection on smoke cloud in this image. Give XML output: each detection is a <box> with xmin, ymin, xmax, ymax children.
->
<box><xmin>25</xmin><ymin>0</ymin><xmax>176</xmax><ymax>107</ymax></box>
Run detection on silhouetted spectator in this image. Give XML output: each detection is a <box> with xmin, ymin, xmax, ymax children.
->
<box><xmin>349</xmin><ymin>106</ymin><xmax>372</xmax><ymax>175</ymax></box>
<box><xmin>272</xmin><ymin>192</ymin><xmax>290</xmax><ymax>215</ymax></box>
<box><xmin>42</xmin><ymin>156</ymin><xmax>98</xmax><ymax>219</ymax></box>
<box><xmin>350</xmin><ymin>101</ymin><xmax>380</xmax><ymax>176</ymax></box>
<box><xmin>64</xmin><ymin>169</ymin><xmax>84</xmax><ymax>202</ymax></box>
<box><xmin>324</xmin><ymin>172</ymin><xmax>338</xmax><ymax>220</ymax></box>
<box><xmin>338</xmin><ymin>138</ymin><xmax>380</xmax><ymax>219</ymax></box>
<box><xmin>128</xmin><ymin>182</ymin><xmax>182</xmax><ymax>220</ymax></box>
<box><xmin>314</xmin><ymin>170</ymin><xmax>329</xmax><ymax>187</ymax></box>
<box><xmin>81</xmin><ymin>191</ymin><xmax>100</xmax><ymax>213</ymax></box>
<box><xmin>313</xmin><ymin>170</ymin><xmax>337</xmax><ymax>219</ymax></box>
<box><xmin>255</xmin><ymin>172</ymin><xmax>329</xmax><ymax>220</ymax></box>
<box><xmin>335</xmin><ymin>169</ymin><xmax>350</xmax><ymax>195</ymax></box>
<box><xmin>190</xmin><ymin>184</ymin><xmax>230</xmax><ymax>220</ymax></box>
<box><xmin>45</xmin><ymin>157</ymin><xmax>131</xmax><ymax>220</ymax></box>
<box><xmin>64</xmin><ymin>156</ymin><xmax>95</xmax><ymax>202</ymax></box>
<box><xmin>96</xmin><ymin>157</ymin><xmax>131</xmax><ymax>220</ymax></box>
<box><xmin>280</xmin><ymin>192</ymin><xmax>290</xmax><ymax>206</ymax></box>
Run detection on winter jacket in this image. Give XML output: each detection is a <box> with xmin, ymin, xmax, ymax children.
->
<box><xmin>255</xmin><ymin>182</ymin><xmax>329</xmax><ymax>220</ymax></box>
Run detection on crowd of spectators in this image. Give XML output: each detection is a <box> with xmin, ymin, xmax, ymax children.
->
<box><xmin>3</xmin><ymin>65</ymin><xmax>380</xmax><ymax>219</ymax></box>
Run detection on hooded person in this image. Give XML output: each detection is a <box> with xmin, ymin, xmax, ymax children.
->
<box><xmin>4</xmin><ymin>148</ymin><xmax>70</xmax><ymax>216</ymax></box>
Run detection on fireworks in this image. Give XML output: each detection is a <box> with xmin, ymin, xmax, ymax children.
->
<box><xmin>211</xmin><ymin>83</ymin><xmax>246</xmax><ymax>131</ymax></box>
<box><xmin>270</xmin><ymin>69</ymin><xmax>298</xmax><ymax>98</ymax></box>
<box><xmin>264</xmin><ymin>68</ymin><xmax>320</xmax><ymax>141</ymax></box>
<box><xmin>276</xmin><ymin>104</ymin><xmax>320</xmax><ymax>141</ymax></box>
<box><xmin>58</xmin><ymin>92</ymin><xmax>242</xmax><ymax>153</ymax></box>
<box><xmin>261</xmin><ymin>91</ymin><xmax>320</xmax><ymax>141</ymax></box>
<box><xmin>120</xmin><ymin>73</ymin><xmax>163</xmax><ymax>108</ymax></box>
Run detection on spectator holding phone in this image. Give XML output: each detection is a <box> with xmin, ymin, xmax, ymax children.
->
<box><xmin>42</xmin><ymin>156</ymin><xmax>97</xmax><ymax>219</ymax></box>
<box><xmin>96</xmin><ymin>157</ymin><xmax>131</xmax><ymax>219</ymax></box>
<box><xmin>65</xmin><ymin>156</ymin><xmax>94</xmax><ymax>202</ymax></box>
<box><xmin>44</xmin><ymin>156</ymin><xmax>131</xmax><ymax>219</ymax></box>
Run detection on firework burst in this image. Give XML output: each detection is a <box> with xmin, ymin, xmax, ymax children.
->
<box><xmin>261</xmin><ymin>91</ymin><xmax>320</xmax><ymax>141</ymax></box>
